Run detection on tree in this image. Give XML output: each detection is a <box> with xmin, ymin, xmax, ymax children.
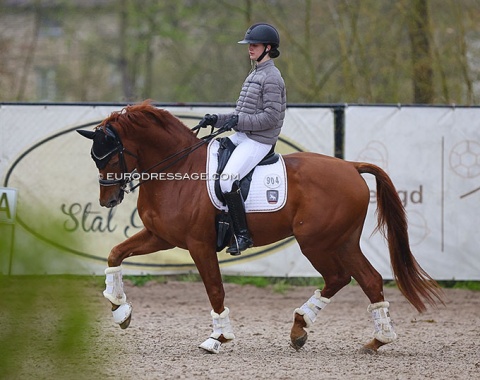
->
<box><xmin>406</xmin><ymin>0</ymin><xmax>434</xmax><ymax>103</ymax></box>
<box><xmin>1</xmin><ymin>0</ymin><xmax>480</xmax><ymax>104</ymax></box>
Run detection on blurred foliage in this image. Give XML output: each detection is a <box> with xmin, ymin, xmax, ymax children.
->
<box><xmin>1</xmin><ymin>0</ymin><xmax>480</xmax><ymax>104</ymax></box>
<box><xmin>0</xmin><ymin>210</ymin><xmax>108</xmax><ymax>379</ymax></box>
<box><xmin>0</xmin><ymin>276</ymin><xmax>105</xmax><ymax>378</ymax></box>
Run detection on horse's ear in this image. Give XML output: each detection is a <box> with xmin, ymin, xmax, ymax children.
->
<box><xmin>76</xmin><ymin>129</ymin><xmax>95</xmax><ymax>139</ymax></box>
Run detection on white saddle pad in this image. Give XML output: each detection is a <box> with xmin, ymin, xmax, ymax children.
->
<box><xmin>206</xmin><ymin>139</ymin><xmax>288</xmax><ymax>213</ymax></box>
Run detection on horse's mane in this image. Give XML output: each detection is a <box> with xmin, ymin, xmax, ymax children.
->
<box><xmin>101</xmin><ymin>100</ymin><xmax>191</xmax><ymax>135</ymax></box>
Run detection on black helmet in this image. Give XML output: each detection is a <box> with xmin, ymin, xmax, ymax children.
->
<box><xmin>238</xmin><ymin>23</ymin><xmax>280</xmax><ymax>46</ymax></box>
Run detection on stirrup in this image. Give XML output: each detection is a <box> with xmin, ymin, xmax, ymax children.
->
<box><xmin>226</xmin><ymin>234</ymin><xmax>253</xmax><ymax>256</ymax></box>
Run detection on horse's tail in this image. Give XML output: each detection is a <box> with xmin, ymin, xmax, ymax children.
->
<box><xmin>354</xmin><ymin>162</ymin><xmax>444</xmax><ymax>313</ymax></box>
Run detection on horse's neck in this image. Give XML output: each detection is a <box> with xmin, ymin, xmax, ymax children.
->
<box><xmin>135</xmin><ymin>130</ymin><xmax>205</xmax><ymax>175</ymax></box>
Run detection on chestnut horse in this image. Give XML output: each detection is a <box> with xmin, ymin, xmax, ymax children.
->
<box><xmin>78</xmin><ymin>102</ymin><xmax>443</xmax><ymax>354</ymax></box>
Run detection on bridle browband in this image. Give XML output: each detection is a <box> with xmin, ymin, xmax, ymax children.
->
<box><xmin>96</xmin><ymin>123</ymin><xmax>229</xmax><ymax>193</ymax></box>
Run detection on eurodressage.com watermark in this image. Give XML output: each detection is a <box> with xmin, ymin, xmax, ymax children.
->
<box><xmin>98</xmin><ymin>172</ymin><xmax>240</xmax><ymax>181</ymax></box>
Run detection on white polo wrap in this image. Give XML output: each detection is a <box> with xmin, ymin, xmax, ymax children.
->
<box><xmin>210</xmin><ymin>307</ymin><xmax>235</xmax><ymax>340</ymax></box>
<box><xmin>294</xmin><ymin>289</ymin><xmax>331</xmax><ymax>327</ymax></box>
<box><xmin>103</xmin><ymin>266</ymin><xmax>127</xmax><ymax>305</ymax></box>
<box><xmin>367</xmin><ymin>301</ymin><xmax>397</xmax><ymax>343</ymax></box>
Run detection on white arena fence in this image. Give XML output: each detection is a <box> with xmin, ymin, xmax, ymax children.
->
<box><xmin>0</xmin><ymin>103</ymin><xmax>478</xmax><ymax>280</ymax></box>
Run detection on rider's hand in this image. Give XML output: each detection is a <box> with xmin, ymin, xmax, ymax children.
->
<box><xmin>198</xmin><ymin>114</ymin><xmax>218</xmax><ymax>128</ymax></box>
<box><xmin>223</xmin><ymin>115</ymin><xmax>238</xmax><ymax>131</ymax></box>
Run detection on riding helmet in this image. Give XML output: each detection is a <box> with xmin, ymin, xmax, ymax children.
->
<box><xmin>238</xmin><ymin>23</ymin><xmax>280</xmax><ymax>46</ymax></box>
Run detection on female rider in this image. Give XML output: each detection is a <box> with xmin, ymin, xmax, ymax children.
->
<box><xmin>199</xmin><ymin>23</ymin><xmax>286</xmax><ymax>255</ymax></box>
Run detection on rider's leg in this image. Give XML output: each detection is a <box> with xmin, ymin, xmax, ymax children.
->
<box><xmin>220</xmin><ymin>133</ymin><xmax>272</xmax><ymax>255</ymax></box>
<box><xmin>223</xmin><ymin>183</ymin><xmax>252</xmax><ymax>255</ymax></box>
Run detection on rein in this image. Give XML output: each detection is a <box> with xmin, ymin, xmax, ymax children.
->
<box><xmin>101</xmin><ymin>124</ymin><xmax>230</xmax><ymax>193</ymax></box>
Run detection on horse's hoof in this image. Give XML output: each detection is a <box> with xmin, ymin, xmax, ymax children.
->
<box><xmin>359</xmin><ymin>338</ymin><xmax>385</xmax><ymax>354</ymax></box>
<box><xmin>119</xmin><ymin>313</ymin><xmax>132</xmax><ymax>329</ymax></box>
<box><xmin>358</xmin><ymin>346</ymin><xmax>378</xmax><ymax>355</ymax></box>
<box><xmin>290</xmin><ymin>333</ymin><xmax>308</xmax><ymax>351</ymax></box>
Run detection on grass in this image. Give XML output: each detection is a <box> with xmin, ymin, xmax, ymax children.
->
<box><xmin>437</xmin><ymin>280</ymin><xmax>480</xmax><ymax>290</ymax></box>
<box><xmin>124</xmin><ymin>274</ymin><xmax>480</xmax><ymax>292</ymax></box>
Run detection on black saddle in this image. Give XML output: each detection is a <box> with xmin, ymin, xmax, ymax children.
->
<box><xmin>214</xmin><ymin>137</ymin><xmax>279</xmax><ymax>204</ymax></box>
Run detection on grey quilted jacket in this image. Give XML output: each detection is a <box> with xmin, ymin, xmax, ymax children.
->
<box><xmin>215</xmin><ymin>60</ymin><xmax>286</xmax><ymax>145</ymax></box>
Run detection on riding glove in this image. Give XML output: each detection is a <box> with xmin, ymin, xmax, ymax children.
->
<box><xmin>222</xmin><ymin>115</ymin><xmax>239</xmax><ymax>131</ymax></box>
<box><xmin>198</xmin><ymin>114</ymin><xmax>218</xmax><ymax>128</ymax></box>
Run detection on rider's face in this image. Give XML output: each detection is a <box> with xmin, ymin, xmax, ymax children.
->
<box><xmin>248</xmin><ymin>43</ymin><xmax>270</xmax><ymax>61</ymax></box>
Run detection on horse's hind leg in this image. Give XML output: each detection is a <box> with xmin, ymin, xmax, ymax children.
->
<box><xmin>344</xmin><ymin>248</ymin><xmax>398</xmax><ymax>354</ymax></box>
<box><xmin>290</xmin><ymin>249</ymin><xmax>352</xmax><ymax>350</ymax></box>
<box><xmin>291</xmin><ymin>240</ymin><xmax>397</xmax><ymax>353</ymax></box>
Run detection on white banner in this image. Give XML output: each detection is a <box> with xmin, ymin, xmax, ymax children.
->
<box><xmin>3</xmin><ymin>104</ymin><xmax>479</xmax><ymax>279</ymax></box>
<box><xmin>0</xmin><ymin>104</ymin><xmax>334</xmax><ymax>276</ymax></box>
<box><xmin>345</xmin><ymin>106</ymin><xmax>480</xmax><ymax>280</ymax></box>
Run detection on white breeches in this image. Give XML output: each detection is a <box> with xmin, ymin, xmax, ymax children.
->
<box><xmin>219</xmin><ymin>132</ymin><xmax>273</xmax><ymax>193</ymax></box>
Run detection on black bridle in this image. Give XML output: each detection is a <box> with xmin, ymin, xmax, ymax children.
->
<box><xmin>96</xmin><ymin>122</ymin><xmax>230</xmax><ymax>193</ymax></box>
<box><xmin>91</xmin><ymin>124</ymin><xmax>138</xmax><ymax>188</ymax></box>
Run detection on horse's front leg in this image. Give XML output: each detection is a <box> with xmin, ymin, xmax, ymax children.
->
<box><xmin>188</xmin><ymin>242</ymin><xmax>234</xmax><ymax>354</ymax></box>
<box><xmin>103</xmin><ymin>228</ymin><xmax>174</xmax><ymax>329</ymax></box>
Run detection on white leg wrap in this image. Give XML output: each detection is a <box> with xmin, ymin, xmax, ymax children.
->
<box><xmin>103</xmin><ymin>266</ymin><xmax>127</xmax><ymax>305</ymax></box>
<box><xmin>210</xmin><ymin>307</ymin><xmax>235</xmax><ymax>340</ymax></box>
<box><xmin>367</xmin><ymin>301</ymin><xmax>397</xmax><ymax>343</ymax></box>
<box><xmin>199</xmin><ymin>307</ymin><xmax>235</xmax><ymax>354</ymax></box>
<box><xmin>294</xmin><ymin>289</ymin><xmax>331</xmax><ymax>328</ymax></box>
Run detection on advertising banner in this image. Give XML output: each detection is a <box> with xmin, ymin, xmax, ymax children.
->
<box><xmin>345</xmin><ymin>106</ymin><xmax>480</xmax><ymax>280</ymax></box>
<box><xmin>0</xmin><ymin>104</ymin><xmax>334</xmax><ymax>276</ymax></box>
<box><xmin>2</xmin><ymin>104</ymin><xmax>478</xmax><ymax>279</ymax></box>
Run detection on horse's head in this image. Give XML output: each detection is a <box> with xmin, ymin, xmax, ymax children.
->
<box><xmin>77</xmin><ymin>124</ymin><xmax>138</xmax><ymax>208</ymax></box>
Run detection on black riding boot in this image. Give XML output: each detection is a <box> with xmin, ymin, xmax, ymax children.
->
<box><xmin>223</xmin><ymin>188</ymin><xmax>253</xmax><ymax>256</ymax></box>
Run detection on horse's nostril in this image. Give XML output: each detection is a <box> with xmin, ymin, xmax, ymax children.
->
<box><xmin>108</xmin><ymin>199</ymin><xmax>117</xmax><ymax>208</ymax></box>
